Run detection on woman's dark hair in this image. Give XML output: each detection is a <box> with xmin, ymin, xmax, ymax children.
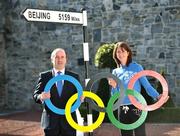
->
<box><xmin>113</xmin><ymin>42</ymin><xmax>132</xmax><ymax>67</ymax></box>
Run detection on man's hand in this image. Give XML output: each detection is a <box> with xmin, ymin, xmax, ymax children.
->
<box><xmin>80</xmin><ymin>95</ymin><xmax>85</xmax><ymax>103</ymax></box>
<box><xmin>40</xmin><ymin>92</ymin><xmax>51</xmax><ymax>101</ymax></box>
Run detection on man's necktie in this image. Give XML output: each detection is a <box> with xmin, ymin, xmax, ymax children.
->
<box><xmin>57</xmin><ymin>71</ymin><xmax>63</xmax><ymax>96</ymax></box>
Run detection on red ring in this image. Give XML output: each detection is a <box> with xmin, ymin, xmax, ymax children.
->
<box><xmin>128</xmin><ymin>70</ymin><xmax>169</xmax><ymax>111</ymax></box>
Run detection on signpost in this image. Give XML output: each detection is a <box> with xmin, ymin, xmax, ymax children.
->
<box><xmin>22</xmin><ymin>8</ymin><xmax>92</xmax><ymax>136</ymax></box>
<box><xmin>22</xmin><ymin>8</ymin><xmax>85</xmax><ymax>25</ymax></box>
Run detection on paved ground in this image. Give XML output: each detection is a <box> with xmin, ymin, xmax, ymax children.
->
<box><xmin>0</xmin><ymin>110</ymin><xmax>180</xmax><ymax>136</ymax></box>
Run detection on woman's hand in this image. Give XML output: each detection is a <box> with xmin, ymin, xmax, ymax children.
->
<box><xmin>108</xmin><ymin>78</ymin><xmax>117</xmax><ymax>88</ymax></box>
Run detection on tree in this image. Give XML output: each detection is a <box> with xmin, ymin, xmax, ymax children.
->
<box><xmin>93</xmin><ymin>43</ymin><xmax>117</xmax><ymax>122</ymax></box>
<box><xmin>95</xmin><ymin>43</ymin><xmax>116</xmax><ymax>69</ymax></box>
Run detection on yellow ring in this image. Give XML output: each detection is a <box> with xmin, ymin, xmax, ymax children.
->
<box><xmin>65</xmin><ymin>91</ymin><xmax>105</xmax><ymax>132</ymax></box>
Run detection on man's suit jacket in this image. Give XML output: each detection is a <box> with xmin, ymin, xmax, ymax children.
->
<box><xmin>33</xmin><ymin>69</ymin><xmax>79</xmax><ymax>129</ymax></box>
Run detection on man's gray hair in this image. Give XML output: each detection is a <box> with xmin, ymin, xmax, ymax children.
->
<box><xmin>50</xmin><ymin>48</ymin><xmax>66</xmax><ymax>61</ymax></box>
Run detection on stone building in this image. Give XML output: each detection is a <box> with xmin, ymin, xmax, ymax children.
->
<box><xmin>0</xmin><ymin>0</ymin><xmax>179</xmax><ymax>110</ymax></box>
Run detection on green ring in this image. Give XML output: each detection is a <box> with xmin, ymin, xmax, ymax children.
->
<box><xmin>106</xmin><ymin>89</ymin><xmax>148</xmax><ymax>130</ymax></box>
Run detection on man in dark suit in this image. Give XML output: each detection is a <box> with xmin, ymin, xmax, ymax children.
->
<box><xmin>33</xmin><ymin>48</ymin><xmax>79</xmax><ymax>136</ymax></box>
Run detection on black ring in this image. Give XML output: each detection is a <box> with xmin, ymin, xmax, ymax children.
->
<box><xmin>85</xmin><ymin>72</ymin><xmax>125</xmax><ymax>112</ymax></box>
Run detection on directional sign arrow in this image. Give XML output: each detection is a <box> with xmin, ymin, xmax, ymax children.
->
<box><xmin>22</xmin><ymin>8</ymin><xmax>86</xmax><ymax>25</ymax></box>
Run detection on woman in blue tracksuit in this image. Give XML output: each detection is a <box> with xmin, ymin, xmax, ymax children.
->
<box><xmin>108</xmin><ymin>42</ymin><xmax>160</xmax><ymax>136</ymax></box>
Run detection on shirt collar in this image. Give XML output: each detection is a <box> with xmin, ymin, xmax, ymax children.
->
<box><xmin>53</xmin><ymin>68</ymin><xmax>65</xmax><ymax>76</ymax></box>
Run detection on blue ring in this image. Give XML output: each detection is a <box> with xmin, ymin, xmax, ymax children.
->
<box><xmin>44</xmin><ymin>74</ymin><xmax>83</xmax><ymax>115</ymax></box>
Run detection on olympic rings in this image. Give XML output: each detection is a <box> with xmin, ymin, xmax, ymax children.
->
<box><xmin>44</xmin><ymin>74</ymin><xmax>83</xmax><ymax>115</ymax></box>
<box><xmin>128</xmin><ymin>70</ymin><xmax>169</xmax><ymax>111</ymax></box>
<box><xmin>65</xmin><ymin>91</ymin><xmax>105</xmax><ymax>132</ymax></box>
<box><xmin>106</xmin><ymin>89</ymin><xmax>148</xmax><ymax>130</ymax></box>
<box><xmin>85</xmin><ymin>72</ymin><xmax>125</xmax><ymax>112</ymax></box>
<box><xmin>43</xmin><ymin>70</ymin><xmax>169</xmax><ymax>131</ymax></box>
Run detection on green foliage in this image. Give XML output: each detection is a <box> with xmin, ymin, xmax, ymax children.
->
<box><xmin>92</xmin><ymin>43</ymin><xmax>117</xmax><ymax>122</ymax></box>
<box><xmin>95</xmin><ymin>43</ymin><xmax>116</xmax><ymax>69</ymax></box>
<box><xmin>147</xmin><ymin>107</ymin><xmax>180</xmax><ymax>123</ymax></box>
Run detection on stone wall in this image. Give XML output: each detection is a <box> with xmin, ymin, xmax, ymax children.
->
<box><xmin>0</xmin><ymin>0</ymin><xmax>180</xmax><ymax>110</ymax></box>
<box><xmin>0</xmin><ymin>0</ymin><xmax>7</xmax><ymax>109</ymax></box>
<box><xmin>0</xmin><ymin>33</ymin><xmax>6</xmax><ymax>109</ymax></box>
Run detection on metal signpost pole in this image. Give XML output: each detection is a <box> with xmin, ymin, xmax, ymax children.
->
<box><xmin>81</xmin><ymin>8</ymin><xmax>93</xmax><ymax>136</ymax></box>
